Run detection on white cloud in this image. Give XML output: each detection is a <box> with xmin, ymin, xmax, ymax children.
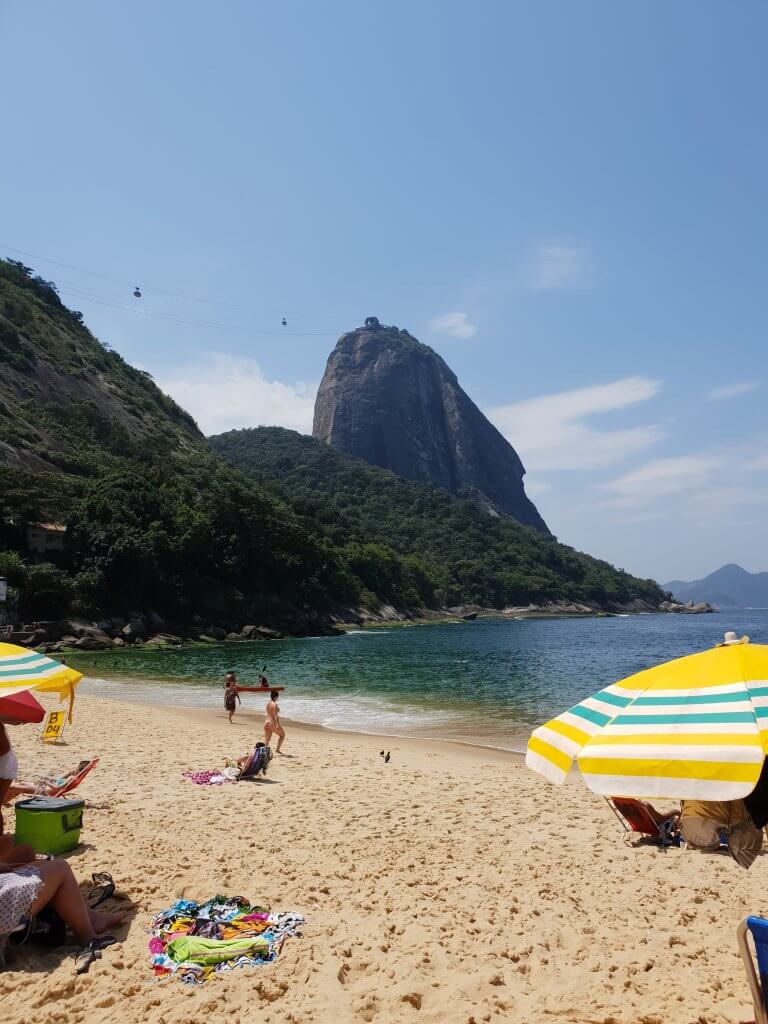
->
<box><xmin>600</xmin><ymin>444</ymin><xmax>768</xmax><ymax>531</ymax></box>
<box><xmin>524</xmin><ymin>240</ymin><xmax>593</xmax><ymax>291</ymax></box>
<box><xmin>603</xmin><ymin>455</ymin><xmax>721</xmax><ymax>508</ymax></box>
<box><xmin>709</xmin><ymin>380</ymin><xmax>762</xmax><ymax>400</ymax></box>
<box><xmin>427</xmin><ymin>311</ymin><xmax>477</xmax><ymax>339</ymax></box>
<box><xmin>156</xmin><ymin>353</ymin><xmax>316</xmax><ymax>435</ymax></box>
<box><xmin>489</xmin><ymin>377</ymin><xmax>662</xmax><ymax>471</ymax></box>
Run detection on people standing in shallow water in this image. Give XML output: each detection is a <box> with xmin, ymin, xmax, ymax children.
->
<box><xmin>264</xmin><ymin>690</ymin><xmax>285</xmax><ymax>753</ymax></box>
<box><xmin>223</xmin><ymin>671</ymin><xmax>240</xmax><ymax>724</ymax></box>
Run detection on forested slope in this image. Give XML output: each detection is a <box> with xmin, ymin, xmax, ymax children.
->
<box><xmin>210</xmin><ymin>426</ymin><xmax>669</xmax><ymax>610</ymax></box>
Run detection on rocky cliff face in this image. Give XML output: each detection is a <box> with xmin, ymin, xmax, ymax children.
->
<box><xmin>312</xmin><ymin>321</ymin><xmax>549</xmax><ymax>534</ymax></box>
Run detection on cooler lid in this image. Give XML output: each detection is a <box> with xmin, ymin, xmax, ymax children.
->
<box><xmin>15</xmin><ymin>795</ymin><xmax>85</xmax><ymax>812</ymax></box>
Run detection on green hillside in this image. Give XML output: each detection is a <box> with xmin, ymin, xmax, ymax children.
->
<box><xmin>0</xmin><ymin>257</ymin><xmax>668</xmax><ymax>625</ymax></box>
<box><xmin>209</xmin><ymin>426</ymin><xmax>669</xmax><ymax>609</ymax></box>
<box><xmin>0</xmin><ymin>259</ymin><xmax>362</xmax><ymax>625</ymax></box>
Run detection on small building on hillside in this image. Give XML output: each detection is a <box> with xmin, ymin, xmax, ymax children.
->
<box><xmin>26</xmin><ymin>522</ymin><xmax>67</xmax><ymax>554</ymax></box>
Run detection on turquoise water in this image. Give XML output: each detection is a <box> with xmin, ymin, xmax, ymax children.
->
<box><xmin>68</xmin><ymin>610</ymin><xmax>768</xmax><ymax>751</ymax></box>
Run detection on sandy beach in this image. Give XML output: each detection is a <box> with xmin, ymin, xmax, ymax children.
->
<box><xmin>0</xmin><ymin>692</ymin><xmax>763</xmax><ymax>1024</ymax></box>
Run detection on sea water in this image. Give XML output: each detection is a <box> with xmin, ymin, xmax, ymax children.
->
<box><xmin>69</xmin><ymin>610</ymin><xmax>768</xmax><ymax>751</ymax></box>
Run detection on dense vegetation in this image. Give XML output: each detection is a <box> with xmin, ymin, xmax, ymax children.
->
<box><xmin>210</xmin><ymin>427</ymin><xmax>669</xmax><ymax>609</ymax></box>
<box><xmin>0</xmin><ymin>257</ymin><xmax>667</xmax><ymax>624</ymax></box>
<box><xmin>0</xmin><ymin>260</ymin><xmax>358</xmax><ymax>624</ymax></box>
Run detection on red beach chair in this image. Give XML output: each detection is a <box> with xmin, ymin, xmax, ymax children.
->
<box><xmin>606</xmin><ymin>797</ymin><xmax>679</xmax><ymax>844</ymax></box>
<box><xmin>45</xmin><ymin>758</ymin><xmax>99</xmax><ymax>797</ymax></box>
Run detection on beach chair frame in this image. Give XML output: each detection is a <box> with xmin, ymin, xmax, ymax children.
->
<box><xmin>605</xmin><ymin>797</ymin><xmax>662</xmax><ymax>842</ymax></box>
<box><xmin>43</xmin><ymin>758</ymin><xmax>99</xmax><ymax>798</ymax></box>
<box><xmin>737</xmin><ymin>918</ymin><xmax>768</xmax><ymax>1024</ymax></box>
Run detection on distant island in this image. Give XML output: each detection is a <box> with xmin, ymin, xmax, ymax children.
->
<box><xmin>664</xmin><ymin>563</ymin><xmax>768</xmax><ymax>608</ymax></box>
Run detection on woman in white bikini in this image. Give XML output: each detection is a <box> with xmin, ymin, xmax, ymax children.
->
<box><xmin>264</xmin><ymin>690</ymin><xmax>285</xmax><ymax>753</ymax></box>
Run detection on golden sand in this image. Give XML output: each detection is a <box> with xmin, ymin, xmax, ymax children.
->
<box><xmin>0</xmin><ymin>692</ymin><xmax>762</xmax><ymax>1023</ymax></box>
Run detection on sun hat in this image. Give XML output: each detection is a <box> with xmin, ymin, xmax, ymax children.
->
<box><xmin>721</xmin><ymin>631</ymin><xmax>749</xmax><ymax>646</ymax></box>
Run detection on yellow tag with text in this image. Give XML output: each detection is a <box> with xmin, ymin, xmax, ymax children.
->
<box><xmin>42</xmin><ymin>710</ymin><xmax>65</xmax><ymax>743</ymax></box>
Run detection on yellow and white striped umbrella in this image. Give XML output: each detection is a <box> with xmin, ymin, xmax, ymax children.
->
<box><xmin>526</xmin><ymin>638</ymin><xmax>768</xmax><ymax>800</ymax></box>
<box><xmin>0</xmin><ymin>643</ymin><xmax>83</xmax><ymax>719</ymax></box>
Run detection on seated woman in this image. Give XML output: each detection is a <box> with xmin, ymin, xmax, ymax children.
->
<box><xmin>0</xmin><ymin>844</ymin><xmax>126</xmax><ymax>971</ymax></box>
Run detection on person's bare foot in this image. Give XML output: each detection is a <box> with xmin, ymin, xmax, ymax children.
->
<box><xmin>88</xmin><ymin>907</ymin><xmax>127</xmax><ymax>934</ymax></box>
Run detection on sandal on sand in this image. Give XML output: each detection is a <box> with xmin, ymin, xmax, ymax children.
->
<box><xmin>74</xmin><ymin>934</ymin><xmax>116</xmax><ymax>975</ymax></box>
<box><xmin>87</xmin><ymin>872</ymin><xmax>115</xmax><ymax>908</ymax></box>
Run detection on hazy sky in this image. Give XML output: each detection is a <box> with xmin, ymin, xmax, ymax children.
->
<box><xmin>2</xmin><ymin>1</ymin><xmax>766</xmax><ymax>583</ymax></box>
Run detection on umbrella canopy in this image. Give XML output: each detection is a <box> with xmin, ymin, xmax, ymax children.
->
<box><xmin>0</xmin><ymin>643</ymin><xmax>82</xmax><ymax>718</ymax></box>
<box><xmin>0</xmin><ymin>689</ymin><xmax>45</xmax><ymax>723</ymax></box>
<box><xmin>526</xmin><ymin>638</ymin><xmax>768</xmax><ymax>801</ymax></box>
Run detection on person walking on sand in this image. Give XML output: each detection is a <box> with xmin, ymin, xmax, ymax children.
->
<box><xmin>264</xmin><ymin>689</ymin><xmax>285</xmax><ymax>753</ymax></box>
<box><xmin>223</xmin><ymin>671</ymin><xmax>241</xmax><ymax>724</ymax></box>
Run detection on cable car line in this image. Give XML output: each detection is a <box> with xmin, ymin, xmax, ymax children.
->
<box><xmin>0</xmin><ymin>242</ymin><xmax>348</xmax><ymax>325</ymax></box>
<box><xmin>57</xmin><ymin>286</ymin><xmax>338</xmax><ymax>337</ymax></box>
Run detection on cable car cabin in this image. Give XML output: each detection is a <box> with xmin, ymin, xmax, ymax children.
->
<box><xmin>133</xmin><ymin>286</ymin><xmax>142</xmax><ymax>298</ymax></box>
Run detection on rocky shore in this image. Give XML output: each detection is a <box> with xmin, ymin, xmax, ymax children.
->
<box><xmin>10</xmin><ymin>604</ymin><xmax>453</xmax><ymax>652</ymax></box>
<box><xmin>6</xmin><ymin>597</ymin><xmax>717</xmax><ymax>652</ymax></box>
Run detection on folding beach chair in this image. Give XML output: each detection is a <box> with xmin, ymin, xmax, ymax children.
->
<box><xmin>238</xmin><ymin>744</ymin><xmax>272</xmax><ymax>780</ymax></box>
<box><xmin>737</xmin><ymin>916</ymin><xmax>768</xmax><ymax>1024</ymax></box>
<box><xmin>606</xmin><ymin>797</ymin><xmax>680</xmax><ymax>846</ymax></box>
<box><xmin>44</xmin><ymin>758</ymin><xmax>99</xmax><ymax>797</ymax></box>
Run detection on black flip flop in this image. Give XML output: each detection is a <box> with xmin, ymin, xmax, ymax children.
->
<box><xmin>74</xmin><ymin>934</ymin><xmax>116</xmax><ymax>975</ymax></box>
<box><xmin>87</xmin><ymin>872</ymin><xmax>115</xmax><ymax>908</ymax></box>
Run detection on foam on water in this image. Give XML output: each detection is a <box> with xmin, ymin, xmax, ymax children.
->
<box><xmin>71</xmin><ymin>611</ymin><xmax>768</xmax><ymax>752</ymax></box>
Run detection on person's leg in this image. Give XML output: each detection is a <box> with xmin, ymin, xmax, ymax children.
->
<box><xmin>4</xmin><ymin>783</ymin><xmax>37</xmax><ymax>804</ymax></box>
<box><xmin>264</xmin><ymin>723</ymin><xmax>274</xmax><ymax>747</ymax></box>
<box><xmin>28</xmin><ymin>860</ymin><xmax>96</xmax><ymax>945</ymax></box>
<box><xmin>28</xmin><ymin>861</ymin><xmax>124</xmax><ymax>945</ymax></box>
<box><xmin>275</xmin><ymin>725</ymin><xmax>285</xmax><ymax>753</ymax></box>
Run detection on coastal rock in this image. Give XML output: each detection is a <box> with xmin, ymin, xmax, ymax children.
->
<box><xmin>312</xmin><ymin>321</ymin><xmax>549</xmax><ymax>532</ymax></box>
<box><xmin>72</xmin><ymin>631</ymin><xmax>114</xmax><ymax>650</ymax></box>
<box><xmin>205</xmin><ymin>625</ymin><xmax>227</xmax><ymax>641</ymax></box>
<box><xmin>254</xmin><ymin>626</ymin><xmax>283</xmax><ymax>640</ymax></box>
<box><xmin>144</xmin><ymin>633</ymin><xmax>184</xmax><ymax>646</ymax></box>
<box><xmin>659</xmin><ymin>600</ymin><xmax>717</xmax><ymax>614</ymax></box>
<box><xmin>122</xmin><ymin>617</ymin><xmax>149</xmax><ymax>641</ymax></box>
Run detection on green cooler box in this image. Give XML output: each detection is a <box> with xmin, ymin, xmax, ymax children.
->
<box><xmin>14</xmin><ymin>796</ymin><xmax>85</xmax><ymax>855</ymax></box>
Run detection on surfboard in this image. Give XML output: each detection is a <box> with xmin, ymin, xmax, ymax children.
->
<box><xmin>235</xmin><ymin>685</ymin><xmax>285</xmax><ymax>693</ymax></box>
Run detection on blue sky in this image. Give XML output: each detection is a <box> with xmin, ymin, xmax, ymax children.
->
<box><xmin>2</xmin><ymin>1</ymin><xmax>766</xmax><ymax>583</ymax></box>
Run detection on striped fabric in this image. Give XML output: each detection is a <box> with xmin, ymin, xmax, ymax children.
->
<box><xmin>0</xmin><ymin>643</ymin><xmax>82</xmax><ymax>700</ymax></box>
<box><xmin>526</xmin><ymin>641</ymin><xmax>768</xmax><ymax>800</ymax></box>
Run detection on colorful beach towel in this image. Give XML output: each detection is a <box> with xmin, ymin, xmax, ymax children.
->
<box><xmin>148</xmin><ymin>895</ymin><xmax>304</xmax><ymax>984</ymax></box>
<box><xmin>181</xmin><ymin>769</ymin><xmax>235</xmax><ymax>786</ymax></box>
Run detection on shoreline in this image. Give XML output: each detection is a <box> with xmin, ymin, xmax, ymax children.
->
<box><xmin>79</xmin><ymin>678</ymin><xmax>531</xmax><ymax>759</ymax></box>
<box><xmin>137</xmin><ymin>700</ymin><xmax>527</xmax><ymax>764</ymax></box>
<box><xmin>22</xmin><ymin>600</ymin><xmax>715</xmax><ymax>656</ymax></box>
